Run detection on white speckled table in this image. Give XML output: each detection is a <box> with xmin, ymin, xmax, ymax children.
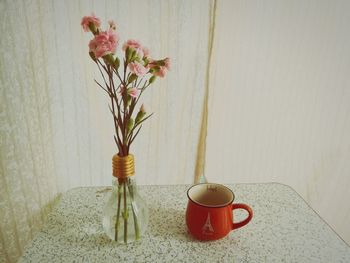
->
<box><xmin>19</xmin><ymin>183</ymin><xmax>350</xmax><ymax>262</ymax></box>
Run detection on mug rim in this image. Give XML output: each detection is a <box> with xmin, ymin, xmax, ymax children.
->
<box><xmin>187</xmin><ymin>183</ymin><xmax>235</xmax><ymax>208</ymax></box>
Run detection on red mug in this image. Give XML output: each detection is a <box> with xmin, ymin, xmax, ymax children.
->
<box><xmin>186</xmin><ymin>183</ymin><xmax>253</xmax><ymax>241</ymax></box>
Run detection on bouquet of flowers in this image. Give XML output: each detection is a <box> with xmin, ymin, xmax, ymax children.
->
<box><xmin>81</xmin><ymin>14</ymin><xmax>170</xmax><ymax>243</ymax></box>
<box><xmin>81</xmin><ymin>14</ymin><xmax>170</xmax><ymax>155</ymax></box>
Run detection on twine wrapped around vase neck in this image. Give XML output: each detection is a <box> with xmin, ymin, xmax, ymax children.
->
<box><xmin>112</xmin><ymin>154</ymin><xmax>135</xmax><ymax>178</ymax></box>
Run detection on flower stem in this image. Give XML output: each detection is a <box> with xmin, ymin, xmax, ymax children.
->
<box><xmin>123</xmin><ymin>182</ymin><xmax>128</xmax><ymax>243</ymax></box>
<box><xmin>114</xmin><ymin>184</ymin><xmax>122</xmax><ymax>241</ymax></box>
<box><xmin>127</xmin><ymin>182</ymin><xmax>140</xmax><ymax>240</ymax></box>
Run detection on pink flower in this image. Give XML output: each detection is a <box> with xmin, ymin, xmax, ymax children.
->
<box><xmin>123</xmin><ymin>39</ymin><xmax>143</xmax><ymax>57</ymax></box>
<box><xmin>147</xmin><ymin>58</ymin><xmax>170</xmax><ymax>77</ymax></box>
<box><xmin>89</xmin><ymin>30</ymin><xmax>119</xmax><ymax>58</ymax></box>
<box><xmin>153</xmin><ymin>66</ymin><xmax>167</xmax><ymax>78</ymax></box>
<box><xmin>128</xmin><ymin>88</ymin><xmax>139</xmax><ymax>98</ymax></box>
<box><xmin>147</xmin><ymin>59</ymin><xmax>157</xmax><ymax>69</ymax></box>
<box><xmin>164</xmin><ymin>57</ymin><xmax>171</xmax><ymax>70</ymax></box>
<box><xmin>128</xmin><ymin>62</ymin><xmax>147</xmax><ymax>77</ymax></box>
<box><xmin>122</xmin><ymin>39</ymin><xmax>142</xmax><ymax>51</ymax></box>
<box><xmin>81</xmin><ymin>14</ymin><xmax>101</xmax><ymax>32</ymax></box>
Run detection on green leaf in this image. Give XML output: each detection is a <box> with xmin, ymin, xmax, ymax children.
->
<box><xmin>126</xmin><ymin>95</ymin><xmax>132</xmax><ymax>107</ymax></box>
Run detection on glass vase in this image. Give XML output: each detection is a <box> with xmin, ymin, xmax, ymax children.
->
<box><xmin>102</xmin><ymin>154</ymin><xmax>149</xmax><ymax>243</ymax></box>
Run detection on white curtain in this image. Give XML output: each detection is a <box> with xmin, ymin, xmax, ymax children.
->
<box><xmin>1</xmin><ymin>0</ymin><xmax>350</xmax><ymax>262</ymax></box>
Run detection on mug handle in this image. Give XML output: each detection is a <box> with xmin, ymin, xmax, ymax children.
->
<box><xmin>232</xmin><ymin>203</ymin><xmax>253</xmax><ymax>230</ymax></box>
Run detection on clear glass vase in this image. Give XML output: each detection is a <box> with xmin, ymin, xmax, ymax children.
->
<box><xmin>102</xmin><ymin>155</ymin><xmax>149</xmax><ymax>243</ymax></box>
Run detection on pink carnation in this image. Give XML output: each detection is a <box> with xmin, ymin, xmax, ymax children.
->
<box><xmin>123</xmin><ymin>39</ymin><xmax>144</xmax><ymax>57</ymax></box>
<box><xmin>128</xmin><ymin>62</ymin><xmax>147</xmax><ymax>77</ymax></box>
<box><xmin>128</xmin><ymin>88</ymin><xmax>139</xmax><ymax>98</ymax></box>
<box><xmin>89</xmin><ymin>30</ymin><xmax>119</xmax><ymax>58</ymax></box>
<box><xmin>147</xmin><ymin>59</ymin><xmax>156</xmax><ymax>69</ymax></box>
<box><xmin>122</xmin><ymin>39</ymin><xmax>141</xmax><ymax>51</ymax></box>
<box><xmin>153</xmin><ymin>66</ymin><xmax>167</xmax><ymax>78</ymax></box>
<box><xmin>81</xmin><ymin>14</ymin><xmax>101</xmax><ymax>32</ymax></box>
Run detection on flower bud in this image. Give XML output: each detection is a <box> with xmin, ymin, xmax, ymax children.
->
<box><xmin>128</xmin><ymin>73</ymin><xmax>138</xmax><ymax>83</ymax></box>
<box><xmin>149</xmin><ymin>75</ymin><xmax>156</xmax><ymax>84</ymax></box>
<box><xmin>88</xmin><ymin>22</ymin><xmax>97</xmax><ymax>35</ymax></box>
<box><xmin>143</xmin><ymin>57</ymin><xmax>149</xmax><ymax>66</ymax></box>
<box><xmin>131</xmin><ymin>50</ymin><xmax>137</xmax><ymax>60</ymax></box>
<box><xmin>114</xmin><ymin>57</ymin><xmax>120</xmax><ymax>70</ymax></box>
<box><xmin>135</xmin><ymin>104</ymin><xmax>146</xmax><ymax>124</ymax></box>
<box><xmin>127</xmin><ymin>87</ymin><xmax>139</xmax><ymax>98</ymax></box>
<box><xmin>157</xmin><ymin>60</ymin><xmax>165</xmax><ymax>66</ymax></box>
<box><xmin>140</xmin><ymin>104</ymin><xmax>146</xmax><ymax>113</ymax></box>
<box><xmin>134</xmin><ymin>57</ymin><xmax>142</xmax><ymax>63</ymax></box>
<box><xmin>103</xmin><ymin>54</ymin><xmax>115</xmax><ymax>66</ymax></box>
<box><xmin>126</xmin><ymin>47</ymin><xmax>132</xmax><ymax>62</ymax></box>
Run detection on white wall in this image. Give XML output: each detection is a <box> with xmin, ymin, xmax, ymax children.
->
<box><xmin>206</xmin><ymin>0</ymin><xmax>350</xmax><ymax>244</ymax></box>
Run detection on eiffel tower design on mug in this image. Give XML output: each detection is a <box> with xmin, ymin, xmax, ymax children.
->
<box><xmin>202</xmin><ymin>213</ymin><xmax>214</xmax><ymax>235</ymax></box>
